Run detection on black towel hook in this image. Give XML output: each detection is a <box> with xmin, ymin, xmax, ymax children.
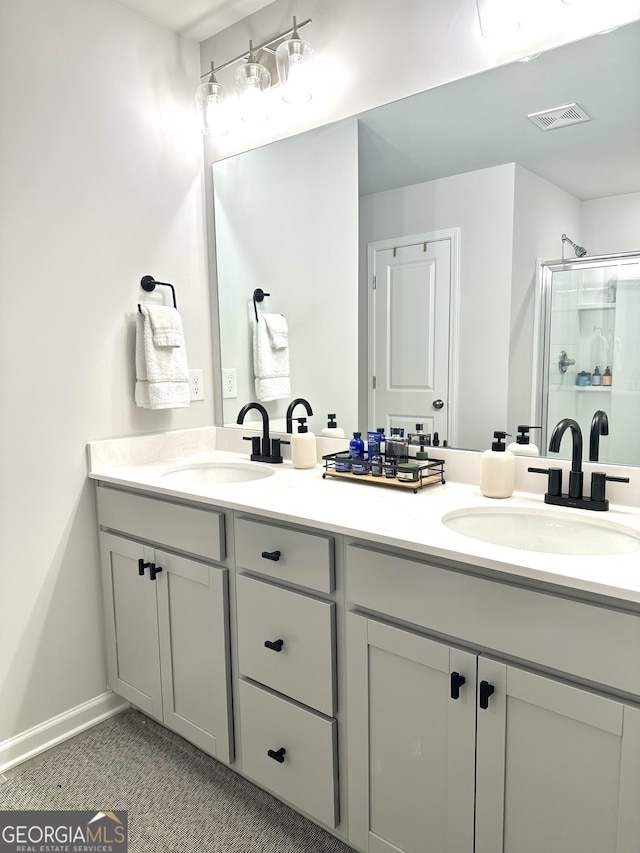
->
<box><xmin>253</xmin><ymin>288</ymin><xmax>270</xmax><ymax>322</ymax></box>
<box><xmin>138</xmin><ymin>275</ymin><xmax>177</xmax><ymax>313</ymax></box>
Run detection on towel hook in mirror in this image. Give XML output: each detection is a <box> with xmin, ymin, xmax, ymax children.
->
<box><xmin>253</xmin><ymin>288</ymin><xmax>271</xmax><ymax>322</ymax></box>
<box><xmin>139</xmin><ymin>275</ymin><xmax>177</xmax><ymax>313</ymax></box>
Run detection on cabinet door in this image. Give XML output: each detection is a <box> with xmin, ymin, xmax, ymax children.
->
<box><xmin>347</xmin><ymin>613</ymin><xmax>477</xmax><ymax>853</ymax></box>
<box><xmin>156</xmin><ymin>551</ymin><xmax>233</xmax><ymax>764</ymax></box>
<box><xmin>475</xmin><ymin>658</ymin><xmax>640</xmax><ymax>853</ymax></box>
<box><xmin>99</xmin><ymin>533</ymin><xmax>162</xmax><ymax>719</ymax></box>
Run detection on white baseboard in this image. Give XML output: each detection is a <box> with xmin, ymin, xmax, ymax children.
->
<box><xmin>0</xmin><ymin>691</ymin><xmax>129</xmax><ymax>774</ymax></box>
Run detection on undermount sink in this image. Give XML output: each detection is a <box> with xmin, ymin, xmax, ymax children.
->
<box><xmin>161</xmin><ymin>461</ymin><xmax>274</xmax><ymax>485</ymax></box>
<box><xmin>442</xmin><ymin>507</ymin><xmax>640</xmax><ymax>555</ymax></box>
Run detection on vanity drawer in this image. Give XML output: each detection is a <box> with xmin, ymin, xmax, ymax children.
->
<box><xmin>236</xmin><ymin>574</ymin><xmax>336</xmax><ymax>716</ymax></box>
<box><xmin>346</xmin><ymin>543</ymin><xmax>640</xmax><ymax>696</ymax></box>
<box><xmin>234</xmin><ymin>517</ymin><xmax>334</xmax><ymax>594</ymax></box>
<box><xmin>97</xmin><ymin>486</ymin><xmax>225</xmax><ymax>562</ymax></box>
<box><xmin>238</xmin><ymin>679</ymin><xmax>338</xmax><ymax>828</ymax></box>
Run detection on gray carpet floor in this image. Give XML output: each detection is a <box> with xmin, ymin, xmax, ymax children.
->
<box><xmin>0</xmin><ymin>708</ymin><xmax>355</xmax><ymax>853</ymax></box>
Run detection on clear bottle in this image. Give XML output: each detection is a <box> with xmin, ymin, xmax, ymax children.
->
<box><xmin>320</xmin><ymin>414</ymin><xmax>345</xmax><ymax>438</ymax></box>
<box><xmin>291</xmin><ymin>418</ymin><xmax>317</xmax><ymax>469</ymax></box>
<box><xmin>507</xmin><ymin>425</ymin><xmax>541</xmax><ymax>457</ymax></box>
<box><xmin>480</xmin><ymin>431</ymin><xmax>515</xmax><ymax>498</ymax></box>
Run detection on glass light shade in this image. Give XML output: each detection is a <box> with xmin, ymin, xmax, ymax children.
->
<box><xmin>276</xmin><ymin>36</ymin><xmax>314</xmax><ymax>103</ymax></box>
<box><xmin>476</xmin><ymin>0</ymin><xmax>521</xmax><ymax>37</ymax></box>
<box><xmin>195</xmin><ymin>79</ymin><xmax>228</xmax><ymax>137</ymax></box>
<box><xmin>235</xmin><ymin>61</ymin><xmax>271</xmax><ymax>122</ymax></box>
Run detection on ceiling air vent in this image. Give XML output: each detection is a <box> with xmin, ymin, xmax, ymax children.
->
<box><xmin>527</xmin><ymin>103</ymin><xmax>591</xmax><ymax>131</ymax></box>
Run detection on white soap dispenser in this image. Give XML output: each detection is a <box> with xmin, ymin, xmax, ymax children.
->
<box><xmin>291</xmin><ymin>417</ymin><xmax>317</xmax><ymax>469</ymax></box>
<box><xmin>507</xmin><ymin>425</ymin><xmax>541</xmax><ymax>457</ymax></box>
<box><xmin>480</xmin><ymin>431</ymin><xmax>515</xmax><ymax>498</ymax></box>
<box><xmin>320</xmin><ymin>414</ymin><xmax>345</xmax><ymax>438</ymax></box>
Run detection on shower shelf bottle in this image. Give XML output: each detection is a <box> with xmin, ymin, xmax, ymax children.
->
<box><xmin>480</xmin><ymin>431</ymin><xmax>515</xmax><ymax>498</ymax></box>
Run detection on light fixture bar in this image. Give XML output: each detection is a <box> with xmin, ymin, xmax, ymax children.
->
<box><xmin>200</xmin><ymin>18</ymin><xmax>312</xmax><ymax>79</ymax></box>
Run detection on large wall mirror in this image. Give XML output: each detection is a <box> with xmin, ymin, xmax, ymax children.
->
<box><xmin>212</xmin><ymin>20</ymin><xmax>640</xmax><ymax>464</ymax></box>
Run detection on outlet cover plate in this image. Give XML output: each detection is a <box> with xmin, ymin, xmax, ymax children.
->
<box><xmin>222</xmin><ymin>368</ymin><xmax>237</xmax><ymax>399</ymax></box>
<box><xmin>189</xmin><ymin>369</ymin><xmax>204</xmax><ymax>401</ymax></box>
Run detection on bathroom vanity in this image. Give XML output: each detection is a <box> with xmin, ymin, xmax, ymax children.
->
<box><xmin>88</xmin><ymin>428</ymin><xmax>640</xmax><ymax>853</ymax></box>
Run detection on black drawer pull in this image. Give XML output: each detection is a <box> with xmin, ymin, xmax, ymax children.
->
<box><xmin>138</xmin><ymin>559</ymin><xmax>151</xmax><ymax>576</ymax></box>
<box><xmin>479</xmin><ymin>680</ymin><xmax>495</xmax><ymax>709</ymax></box>
<box><xmin>267</xmin><ymin>747</ymin><xmax>286</xmax><ymax>763</ymax></box>
<box><xmin>264</xmin><ymin>639</ymin><xmax>284</xmax><ymax>652</ymax></box>
<box><xmin>149</xmin><ymin>563</ymin><xmax>163</xmax><ymax>581</ymax></box>
<box><xmin>261</xmin><ymin>550</ymin><xmax>281</xmax><ymax>562</ymax></box>
<box><xmin>450</xmin><ymin>671</ymin><xmax>466</xmax><ymax>700</ymax></box>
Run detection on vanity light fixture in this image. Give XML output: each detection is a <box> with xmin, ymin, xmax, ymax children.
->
<box><xmin>197</xmin><ymin>17</ymin><xmax>313</xmax><ymax>135</ymax></box>
<box><xmin>235</xmin><ymin>41</ymin><xmax>271</xmax><ymax>122</ymax></box>
<box><xmin>195</xmin><ymin>61</ymin><xmax>228</xmax><ymax>136</ymax></box>
<box><xmin>276</xmin><ymin>17</ymin><xmax>315</xmax><ymax>104</ymax></box>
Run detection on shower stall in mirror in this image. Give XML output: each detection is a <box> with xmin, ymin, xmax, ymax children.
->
<box><xmin>538</xmin><ymin>252</ymin><xmax>640</xmax><ymax>465</ymax></box>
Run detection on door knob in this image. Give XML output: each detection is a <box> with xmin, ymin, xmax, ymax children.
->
<box><xmin>264</xmin><ymin>639</ymin><xmax>284</xmax><ymax>652</ymax></box>
<box><xmin>433</xmin><ymin>399</ymin><xmax>444</xmax><ymax>410</ymax></box>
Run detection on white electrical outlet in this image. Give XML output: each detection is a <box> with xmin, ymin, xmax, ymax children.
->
<box><xmin>222</xmin><ymin>368</ymin><xmax>237</xmax><ymax>399</ymax></box>
<box><xmin>189</xmin><ymin>369</ymin><xmax>205</xmax><ymax>401</ymax></box>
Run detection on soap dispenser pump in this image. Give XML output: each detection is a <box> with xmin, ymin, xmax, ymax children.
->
<box><xmin>507</xmin><ymin>425</ymin><xmax>541</xmax><ymax>457</ymax></box>
<box><xmin>320</xmin><ymin>414</ymin><xmax>345</xmax><ymax>438</ymax></box>
<box><xmin>480</xmin><ymin>431</ymin><xmax>515</xmax><ymax>498</ymax></box>
<box><xmin>291</xmin><ymin>418</ymin><xmax>317</xmax><ymax>469</ymax></box>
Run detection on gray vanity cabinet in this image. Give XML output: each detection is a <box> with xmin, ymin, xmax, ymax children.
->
<box><xmin>96</xmin><ymin>486</ymin><xmax>233</xmax><ymax>765</ymax></box>
<box><xmin>346</xmin><ymin>543</ymin><xmax>640</xmax><ymax>853</ymax></box>
<box><xmin>233</xmin><ymin>515</ymin><xmax>339</xmax><ymax>829</ymax></box>
<box><xmin>474</xmin><ymin>658</ymin><xmax>640</xmax><ymax>853</ymax></box>
<box><xmin>346</xmin><ymin>615</ymin><xmax>477</xmax><ymax>853</ymax></box>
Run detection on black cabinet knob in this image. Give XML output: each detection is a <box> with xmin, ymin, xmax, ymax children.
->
<box><xmin>149</xmin><ymin>563</ymin><xmax>163</xmax><ymax>581</ymax></box>
<box><xmin>267</xmin><ymin>747</ymin><xmax>286</xmax><ymax>763</ymax></box>
<box><xmin>264</xmin><ymin>639</ymin><xmax>284</xmax><ymax>652</ymax></box>
<box><xmin>261</xmin><ymin>550</ymin><xmax>281</xmax><ymax>562</ymax></box>
<box><xmin>479</xmin><ymin>680</ymin><xmax>495</xmax><ymax>709</ymax></box>
<box><xmin>138</xmin><ymin>559</ymin><xmax>151</xmax><ymax>576</ymax></box>
<box><xmin>450</xmin><ymin>671</ymin><xmax>466</xmax><ymax>700</ymax></box>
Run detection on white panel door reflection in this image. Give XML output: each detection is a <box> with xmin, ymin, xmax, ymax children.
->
<box><xmin>370</xmin><ymin>236</ymin><xmax>451</xmax><ymax>439</ymax></box>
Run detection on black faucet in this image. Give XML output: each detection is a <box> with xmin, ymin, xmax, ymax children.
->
<box><xmin>589</xmin><ymin>410</ymin><xmax>609</xmax><ymax>462</ymax></box>
<box><xmin>528</xmin><ymin>415</ymin><xmax>629</xmax><ymax>511</ymax></box>
<box><xmin>237</xmin><ymin>402</ymin><xmax>287</xmax><ymax>463</ymax></box>
<box><xmin>286</xmin><ymin>398</ymin><xmax>313</xmax><ymax>433</ymax></box>
<box><xmin>549</xmin><ymin>417</ymin><xmax>584</xmax><ymax>499</ymax></box>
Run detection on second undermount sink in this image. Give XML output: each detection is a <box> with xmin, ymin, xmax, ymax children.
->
<box><xmin>442</xmin><ymin>507</ymin><xmax>640</xmax><ymax>555</ymax></box>
<box><xmin>161</xmin><ymin>461</ymin><xmax>275</xmax><ymax>485</ymax></box>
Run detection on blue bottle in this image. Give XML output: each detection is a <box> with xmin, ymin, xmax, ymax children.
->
<box><xmin>349</xmin><ymin>431</ymin><xmax>365</xmax><ymax>460</ymax></box>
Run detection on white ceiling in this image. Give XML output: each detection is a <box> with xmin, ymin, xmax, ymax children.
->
<box><xmin>112</xmin><ymin>0</ymin><xmax>273</xmax><ymax>41</ymax></box>
<box><xmin>357</xmin><ymin>21</ymin><xmax>640</xmax><ymax>200</ymax></box>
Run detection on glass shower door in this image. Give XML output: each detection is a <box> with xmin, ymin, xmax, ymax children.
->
<box><xmin>539</xmin><ymin>253</ymin><xmax>640</xmax><ymax>466</ymax></box>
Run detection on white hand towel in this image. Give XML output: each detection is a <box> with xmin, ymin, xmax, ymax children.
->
<box><xmin>262</xmin><ymin>313</ymin><xmax>289</xmax><ymax>349</ymax></box>
<box><xmin>253</xmin><ymin>313</ymin><xmax>290</xmax><ymax>402</ymax></box>
<box><xmin>145</xmin><ymin>304</ymin><xmax>184</xmax><ymax>347</ymax></box>
<box><xmin>135</xmin><ymin>305</ymin><xmax>190</xmax><ymax>409</ymax></box>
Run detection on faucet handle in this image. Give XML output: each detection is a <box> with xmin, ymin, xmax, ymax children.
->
<box><xmin>270</xmin><ymin>438</ymin><xmax>290</xmax><ymax>463</ymax></box>
<box><xmin>590</xmin><ymin>472</ymin><xmax>630</xmax><ymax>504</ymax></box>
<box><xmin>528</xmin><ymin>466</ymin><xmax>563</xmax><ymax>497</ymax></box>
<box><xmin>243</xmin><ymin>435</ymin><xmax>262</xmax><ymax>458</ymax></box>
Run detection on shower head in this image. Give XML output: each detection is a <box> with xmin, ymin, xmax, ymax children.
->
<box><xmin>562</xmin><ymin>233</ymin><xmax>587</xmax><ymax>258</ymax></box>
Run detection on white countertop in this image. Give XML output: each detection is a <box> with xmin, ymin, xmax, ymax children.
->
<box><xmin>87</xmin><ymin>427</ymin><xmax>640</xmax><ymax>608</ymax></box>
